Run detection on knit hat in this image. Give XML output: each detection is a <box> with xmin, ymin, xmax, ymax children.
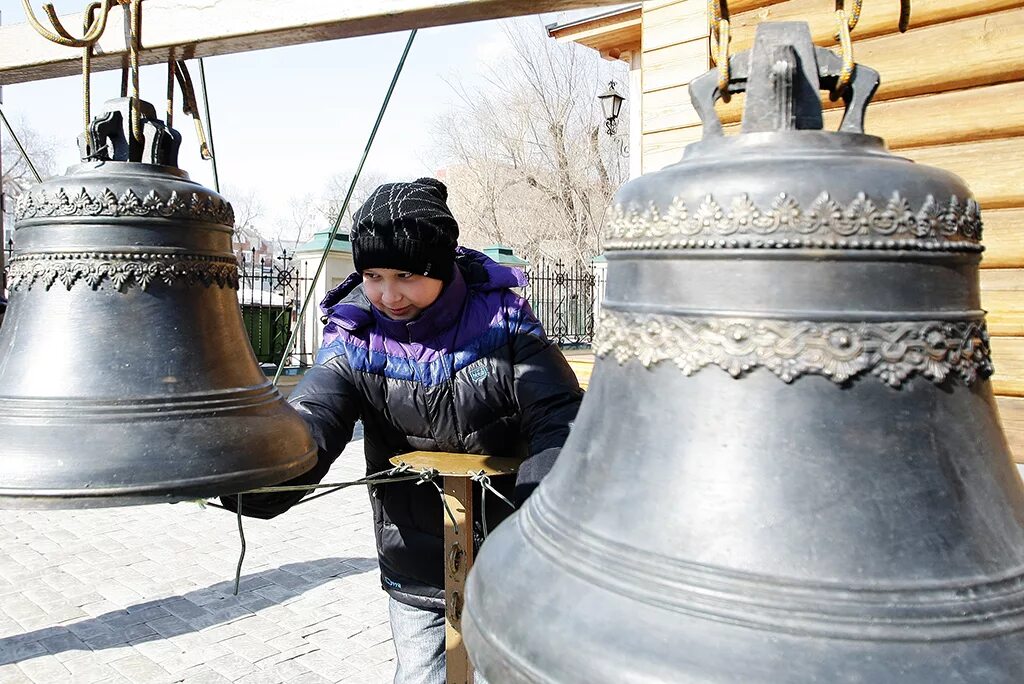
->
<box><xmin>350</xmin><ymin>177</ymin><xmax>460</xmax><ymax>282</ymax></box>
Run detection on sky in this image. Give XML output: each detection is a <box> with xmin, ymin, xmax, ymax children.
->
<box><xmin>0</xmin><ymin>2</ymin><xmax>619</xmax><ymax>241</ymax></box>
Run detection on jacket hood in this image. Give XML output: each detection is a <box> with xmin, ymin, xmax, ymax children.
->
<box><xmin>320</xmin><ymin>247</ymin><xmax>527</xmax><ymax>334</ymax></box>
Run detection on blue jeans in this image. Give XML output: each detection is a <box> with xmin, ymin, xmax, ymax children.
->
<box><xmin>388</xmin><ymin>598</ymin><xmax>488</xmax><ymax>684</ymax></box>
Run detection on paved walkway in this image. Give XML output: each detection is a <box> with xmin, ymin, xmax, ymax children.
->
<box><xmin>0</xmin><ymin>428</ymin><xmax>398</xmax><ymax>684</ymax></box>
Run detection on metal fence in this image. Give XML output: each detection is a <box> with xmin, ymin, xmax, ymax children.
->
<box><xmin>0</xmin><ymin>239</ymin><xmax>606</xmax><ymax>365</ymax></box>
<box><xmin>237</xmin><ymin>248</ymin><xmax>316</xmax><ymax>369</ymax></box>
<box><xmin>524</xmin><ymin>259</ymin><xmax>605</xmax><ymax>348</ymax></box>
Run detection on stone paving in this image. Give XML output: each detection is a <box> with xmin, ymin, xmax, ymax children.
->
<box><xmin>0</xmin><ymin>427</ymin><xmax>399</xmax><ymax>683</ymax></box>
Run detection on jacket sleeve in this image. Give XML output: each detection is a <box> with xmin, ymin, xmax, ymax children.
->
<box><xmin>510</xmin><ymin>301</ymin><xmax>584</xmax><ymax>504</ymax></box>
<box><xmin>220</xmin><ymin>359</ymin><xmax>361</xmax><ymax>519</ymax></box>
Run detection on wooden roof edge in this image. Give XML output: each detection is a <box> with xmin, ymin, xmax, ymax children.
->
<box><xmin>546</xmin><ymin>3</ymin><xmax>642</xmax><ymax>57</ymax></box>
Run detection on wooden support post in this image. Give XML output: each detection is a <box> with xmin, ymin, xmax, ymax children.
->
<box><xmin>391</xmin><ymin>451</ymin><xmax>520</xmax><ymax>684</ymax></box>
<box><xmin>443</xmin><ymin>476</ymin><xmax>474</xmax><ymax>684</ymax></box>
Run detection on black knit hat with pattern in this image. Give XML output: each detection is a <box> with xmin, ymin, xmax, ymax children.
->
<box><xmin>350</xmin><ymin>177</ymin><xmax>459</xmax><ymax>282</ymax></box>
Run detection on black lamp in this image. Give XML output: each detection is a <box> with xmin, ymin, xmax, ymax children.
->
<box><xmin>598</xmin><ymin>80</ymin><xmax>625</xmax><ymax>136</ymax></box>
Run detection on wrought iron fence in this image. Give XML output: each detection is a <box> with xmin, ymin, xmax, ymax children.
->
<box><xmin>237</xmin><ymin>248</ymin><xmax>316</xmax><ymax>369</ymax></box>
<box><xmin>524</xmin><ymin>259</ymin><xmax>604</xmax><ymax>348</ymax></box>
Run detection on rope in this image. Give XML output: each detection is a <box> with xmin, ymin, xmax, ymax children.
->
<box><xmin>469</xmin><ymin>470</ymin><xmax>515</xmax><ymax>539</ymax></box>
<box><xmin>165</xmin><ymin>57</ymin><xmax>176</xmax><ymax>129</ymax></box>
<box><xmin>209</xmin><ymin>460</ymin><xmax>516</xmax><ymax>597</ymax></box>
<box><xmin>708</xmin><ymin>0</ymin><xmax>731</xmax><ymax>96</ymax></box>
<box><xmin>126</xmin><ymin>0</ymin><xmax>142</xmax><ymax>144</ymax></box>
<box><xmin>212</xmin><ymin>462</ymin><xmax>427</xmax><ymax>593</ymax></box>
<box><xmin>415</xmin><ymin>468</ymin><xmax>460</xmax><ymax>535</ymax></box>
<box><xmin>20</xmin><ymin>0</ymin><xmax>112</xmax><ymax>47</ymax></box>
<box><xmin>899</xmin><ymin>0</ymin><xmax>912</xmax><ymax>33</ymax></box>
<box><xmin>272</xmin><ymin>29</ymin><xmax>418</xmax><ymax>385</ymax></box>
<box><xmin>174</xmin><ymin>60</ymin><xmax>213</xmax><ymax>160</ymax></box>
<box><xmin>234</xmin><ymin>494</ymin><xmax>245</xmax><ymax>595</ymax></box>
<box><xmin>197</xmin><ymin>59</ymin><xmax>218</xmax><ymax>175</ymax></box>
<box><xmin>81</xmin><ymin>2</ymin><xmax>102</xmax><ymax>145</ymax></box>
<box><xmin>835</xmin><ymin>0</ymin><xmax>863</xmax><ymax>32</ymax></box>
<box><xmin>833</xmin><ymin>7</ymin><xmax>855</xmax><ymax>97</ymax></box>
<box><xmin>20</xmin><ymin>0</ymin><xmax>115</xmax><ymax>148</ymax></box>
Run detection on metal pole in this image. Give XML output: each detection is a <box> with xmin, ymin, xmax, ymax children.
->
<box><xmin>0</xmin><ymin>106</ymin><xmax>41</xmax><ymax>185</ymax></box>
<box><xmin>197</xmin><ymin>58</ymin><xmax>220</xmax><ymax>193</ymax></box>
<box><xmin>273</xmin><ymin>29</ymin><xmax>418</xmax><ymax>385</ymax></box>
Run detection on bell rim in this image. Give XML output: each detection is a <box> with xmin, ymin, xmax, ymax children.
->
<box><xmin>0</xmin><ymin>445</ymin><xmax>318</xmax><ymax>509</ymax></box>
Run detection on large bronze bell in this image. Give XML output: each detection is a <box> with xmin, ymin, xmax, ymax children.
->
<box><xmin>465</xmin><ymin>23</ymin><xmax>1024</xmax><ymax>682</ymax></box>
<box><xmin>0</xmin><ymin>98</ymin><xmax>316</xmax><ymax>508</ymax></box>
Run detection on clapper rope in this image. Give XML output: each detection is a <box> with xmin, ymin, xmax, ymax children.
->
<box><xmin>469</xmin><ymin>470</ymin><xmax>515</xmax><ymax>539</ymax></box>
<box><xmin>206</xmin><ymin>462</ymin><xmax>518</xmax><ymax>594</ymax></box>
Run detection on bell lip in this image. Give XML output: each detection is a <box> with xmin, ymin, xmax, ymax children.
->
<box><xmin>0</xmin><ymin>445</ymin><xmax>318</xmax><ymax>510</ymax></box>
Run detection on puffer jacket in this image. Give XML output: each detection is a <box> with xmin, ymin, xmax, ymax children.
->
<box><xmin>227</xmin><ymin>248</ymin><xmax>583</xmax><ymax>609</ymax></box>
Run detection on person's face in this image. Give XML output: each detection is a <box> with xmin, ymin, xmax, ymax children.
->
<box><xmin>362</xmin><ymin>268</ymin><xmax>444</xmax><ymax>321</ymax></box>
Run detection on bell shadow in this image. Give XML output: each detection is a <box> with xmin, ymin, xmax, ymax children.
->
<box><xmin>0</xmin><ymin>556</ymin><xmax>378</xmax><ymax>665</ymax></box>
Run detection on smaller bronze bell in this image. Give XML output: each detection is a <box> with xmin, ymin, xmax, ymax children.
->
<box><xmin>0</xmin><ymin>98</ymin><xmax>316</xmax><ymax>508</ymax></box>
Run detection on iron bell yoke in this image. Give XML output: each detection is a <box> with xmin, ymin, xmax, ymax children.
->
<box><xmin>465</xmin><ymin>23</ymin><xmax>1024</xmax><ymax>683</ymax></box>
<box><xmin>0</xmin><ymin>98</ymin><xmax>316</xmax><ymax>507</ymax></box>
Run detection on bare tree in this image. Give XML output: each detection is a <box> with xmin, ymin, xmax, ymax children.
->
<box><xmin>314</xmin><ymin>169</ymin><xmax>389</xmax><ymax>228</ymax></box>
<box><xmin>277</xmin><ymin>192</ymin><xmax>320</xmax><ymax>253</ymax></box>
<box><xmin>433</xmin><ymin>18</ymin><xmax>628</xmax><ymax>265</ymax></box>
<box><xmin>223</xmin><ymin>184</ymin><xmax>265</xmax><ymax>243</ymax></box>
<box><xmin>2</xmin><ymin>119</ymin><xmax>57</xmax><ymax>226</ymax></box>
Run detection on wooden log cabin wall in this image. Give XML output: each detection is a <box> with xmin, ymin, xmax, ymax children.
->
<box><xmin>639</xmin><ymin>0</ymin><xmax>1024</xmax><ymax>461</ymax></box>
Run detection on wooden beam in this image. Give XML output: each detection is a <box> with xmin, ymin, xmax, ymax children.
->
<box><xmin>548</xmin><ymin>5</ymin><xmax>641</xmax><ymax>54</ymax></box>
<box><xmin>641</xmin><ymin>0</ymin><xmax>707</xmax><ymax>52</ymax></box>
<box><xmin>0</xmin><ymin>0</ymin><xmax>624</xmax><ymax>85</ymax></box>
<box><xmin>728</xmin><ymin>0</ymin><xmax>1024</xmax><ymax>55</ymax></box>
<box><xmin>714</xmin><ymin>8</ymin><xmax>1024</xmax><ymax>122</ymax></box>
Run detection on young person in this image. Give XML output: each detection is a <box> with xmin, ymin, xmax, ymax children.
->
<box><xmin>227</xmin><ymin>177</ymin><xmax>583</xmax><ymax>683</ymax></box>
